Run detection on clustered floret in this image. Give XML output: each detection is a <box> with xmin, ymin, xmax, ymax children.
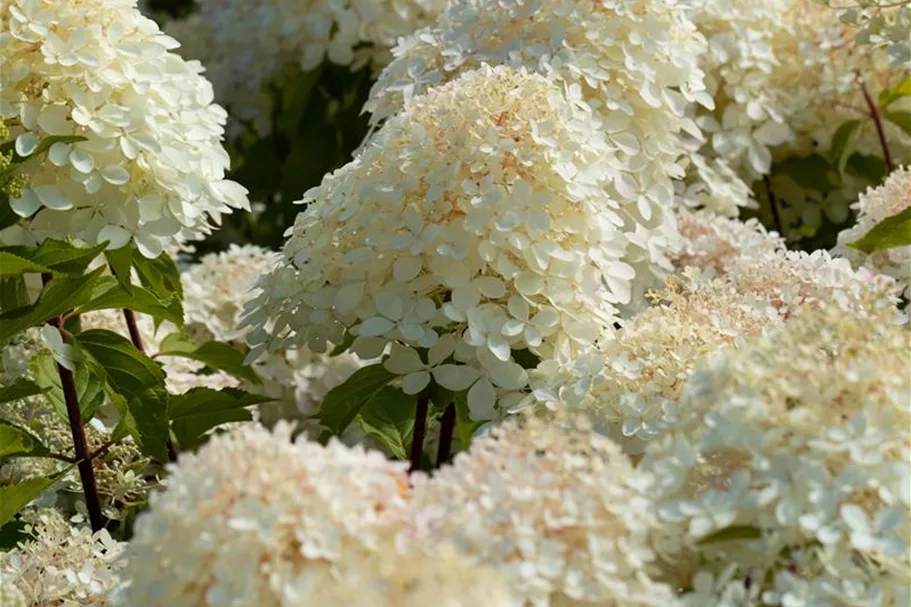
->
<box><xmin>0</xmin><ymin>0</ymin><xmax>249</xmax><ymax>256</ymax></box>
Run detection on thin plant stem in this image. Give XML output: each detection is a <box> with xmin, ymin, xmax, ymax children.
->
<box><xmin>41</xmin><ymin>273</ymin><xmax>105</xmax><ymax>532</ymax></box>
<box><xmin>108</xmin><ymin>263</ymin><xmax>178</xmax><ymax>462</ymax></box>
<box><xmin>409</xmin><ymin>396</ymin><xmax>429</xmax><ymax>473</ymax></box>
<box><xmin>858</xmin><ymin>75</ymin><xmax>895</xmax><ymax>173</ymax></box>
<box><xmin>436</xmin><ymin>403</ymin><xmax>456</xmax><ymax>466</ymax></box>
<box><xmin>763</xmin><ymin>175</ymin><xmax>784</xmax><ymax>237</ymax></box>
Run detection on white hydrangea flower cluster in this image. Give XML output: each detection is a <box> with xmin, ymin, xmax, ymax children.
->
<box><xmin>115</xmin><ymin>422</ymin><xmax>416</xmax><ymax>606</ymax></box>
<box><xmin>529</xmin><ymin>242</ymin><xmax>899</xmax><ymax>454</ymax></box>
<box><xmin>367</xmin><ymin>0</ymin><xmax>722</xmax><ymax>222</ymax></box>
<box><xmin>0</xmin><ymin>0</ymin><xmax>249</xmax><ymax>256</ymax></box>
<box><xmin>179</xmin><ymin>244</ymin><xmax>373</xmax><ymax>423</ymax></box>
<box><xmin>0</xmin><ymin>327</ymin><xmax>42</xmax><ymax>384</ymax></box>
<box><xmin>409</xmin><ymin>411</ymin><xmax>673</xmax><ymax>605</ymax></box>
<box><xmin>244</xmin><ymin>66</ymin><xmax>681</xmax><ymax>420</ymax></box>
<box><xmin>835</xmin><ymin>166</ymin><xmax>911</xmax><ymax>299</ymax></box>
<box><xmin>673</xmin><ymin>153</ymin><xmax>755</xmax><ymax>217</ymax></box>
<box><xmin>822</xmin><ymin>0</ymin><xmax>911</xmax><ymax>65</ymax></box>
<box><xmin>289</xmin><ymin>544</ymin><xmax>521</xmax><ymax>607</ymax></box>
<box><xmin>637</xmin><ymin>300</ymin><xmax>911</xmax><ymax>606</ymax></box>
<box><xmin>691</xmin><ymin>0</ymin><xmax>910</xmax><ymax>180</ymax></box>
<box><xmin>164</xmin><ymin>0</ymin><xmax>444</xmax><ymax>137</ymax></box>
<box><xmin>0</xmin><ymin>509</ymin><xmax>126</xmax><ymax>607</ymax></box>
<box><xmin>672</xmin><ymin>208</ymin><xmax>785</xmax><ymax>274</ymax></box>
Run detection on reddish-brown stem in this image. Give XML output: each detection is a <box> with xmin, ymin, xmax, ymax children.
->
<box><xmin>41</xmin><ymin>273</ymin><xmax>105</xmax><ymax>532</ymax></box>
<box><xmin>858</xmin><ymin>76</ymin><xmax>895</xmax><ymax>173</ymax></box>
<box><xmin>763</xmin><ymin>175</ymin><xmax>784</xmax><ymax>237</ymax></box>
<box><xmin>409</xmin><ymin>396</ymin><xmax>429</xmax><ymax>473</ymax></box>
<box><xmin>436</xmin><ymin>403</ymin><xmax>456</xmax><ymax>467</ymax></box>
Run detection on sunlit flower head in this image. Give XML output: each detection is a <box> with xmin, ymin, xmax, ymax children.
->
<box><xmin>244</xmin><ymin>66</ymin><xmax>676</xmax><ymax>419</ymax></box>
<box><xmin>0</xmin><ymin>0</ymin><xmax>249</xmax><ymax>256</ymax></box>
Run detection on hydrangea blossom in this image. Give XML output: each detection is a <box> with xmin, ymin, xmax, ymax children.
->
<box><xmin>637</xmin><ymin>299</ymin><xmax>911</xmax><ymax>606</ymax></box>
<box><xmin>0</xmin><ymin>0</ymin><xmax>249</xmax><ymax>256</ymax></box>
<box><xmin>243</xmin><ymin>66</ymin><xmax>681</xmax><ymax>419</ymax></box>
<box><xmin>0</xmin><ymin>509</ymin><xmax>126</xmax><ymax>607</ymax></box>
<box><xmin>164</xmin><ymin>0</ymin><xmax>444</xmax><ymax>137</ymax></box>
<box><xmin>368</xmin><ymin>0</ymin><xmax>722</xmax><ymax>231</ymax></box>
<box><xmin>691</xmin><ymin>0</ymin><xmax>910</xmax><ymax>180</ymax></box>
<box><xmin>529</xmin><ymin>244</ymin><xmax>899</xmax><ymax>453</ymax></box>
<box><xmin>835</xmin><ymin>166</ymin><xmax>911</xmax><ymax>299</ymax></box>
<box><xmin>115</xmin><ymin>423</ymin><xmax>414</xmax><ymax>606</ymax></box>
<box><xmin>409</xmin><ymin>411</ymin><xmax>672</xmax><ymax>605</ymax></box>
<box><xmin>672</xmin><ymin>208</ymin><xmax>785</xmax><ymax>274</ymax></box>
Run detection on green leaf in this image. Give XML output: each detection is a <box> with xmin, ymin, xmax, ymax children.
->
<box><xmin>0</xmin><ymin>467</ymin><xmax>72</xmax><ymax>527</ymax></box>
<box><xmin>848</xmin><ymin>207</ymin><xmax>911</xmax><ymax>254</ymax></box>
<box><xmin>879</xmin><ymin>76</ymin><xmax>911</xmax><ymax>109</ymax></box>
<box><xmin>0</xmin><ymin>193</ymin><xmax>18</xmax><ymax>232</ymax></box>
<box><xmin>356</xmin><ymin>387</ymin><xmax>416</xmax><ymax>460</ymax></box>
<box><xmin>75</xmin><ymin>329</ymin><xmax>169</xmax><ymax>461</ymax></box>
<box><xmin>0</xmin><ymin>276</ymin><xmax>30</xmax><ymax>313</ymax></box>
<box><xmin>774</xmin><ymin>154</ymin><xmax>834</xmax><ymax>192</ymax></box>
<box><xmin>512</xmin><ymin>348</ymin><xmax>542</xmax><ymax>370</ymax></box>
<box><xmin>0</xmin><ymin>378</ymin><xmax>44</xmax><ymax>405</ymax></box>
<box><xmin>454</xmin><ymin>391</ymin><xmax>485</xmax><ymax>450</ymax></box>
<box><xmin>12</xmin><ymin>135</ymin><xmax>87</xmax><ymax>163</ymax></box>
<box><xmin>0</xmin><ymin>266</ymin><xmax>105</xmax><ymax>344</ymax></box>
<box><xmin>697</xmin><ymin>525</ymin><xmax>763</xmax><ymax>545</ymax></box>
<box><xmin>31</xmin><ymin>350</ymin><xmax>106</xmax><ymax>421</ymax></box>
<box><xmin>277</xmin><ymin>67</ymin><xmax>323</xmax><ymax>137</ymax></box>
<box><xmin>2</xmin><ymin>239</ymin><xmax>109</xmax><ymax>275</ymax></box>
<box><xmin>157</xmin><ymin>333</ymin><xmax>260</xmax><ymax>384</ymax></box>
<box><xmin>846</xmin><ymin>153</ymin><xmax>887</xmax><ymax>185</ymax></box>
<box><xmin>828</xmin><ymin>120</ymin><xmax>863</xmax><ymax>175</ymax></box>
<box><xmin>104</xmin><ymin>245</ymin><xmax>133</xmax><ymax>295</ymax></box>
<box><xmin>0</xmin><ymin>519</ymin><xmax>27</xmax><ymax>551</ymax></box>
<box><xmin>0</xmin><ymin>419</ymin><xmax>49</xmax><ymax>457</ymax></box>
<box><xmin>318</xmin><ymin>363</ymin><xmax>395</xmax><ymax>435</ymax></box>
<box><xmin>76</xmin><ymin>277</ymin><xmax>183</xmax><ymax>327</ymax></box>
<box><xmin>884</xmin><ymin>110</ymin><xmax>911</xmax><ymax>137</ymax></box>
<box><xmin>0</xmin><ymin>251</ymin><xmax>51</xmax><ymax>277</ymax></box>
<box><xmin>169</xmin><ymin>387</ymin><xmax>270</xmax><ymax>450</ymax></box>
<box><xmin>132</xmin><ymin>251</ymin><xmax>183</xmax><ymax>305</ymax></box>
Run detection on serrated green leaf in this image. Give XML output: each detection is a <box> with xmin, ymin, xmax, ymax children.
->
<box><xmin>132</xmin><ymin>251</ymin><xmax>183</xmax><ymax>305</ymax></box>
<box><xmin>76</xmin><ymin>277</ymin><xmax>183</xmax><ymax>327</ymax></box>
<box><xmin>829</xmin><ymin>120</ymin><xmax>863</xmax><ymax>175</ymax></box>
<box><xmin>157</xmin><ymin>333</ymin><xmax>260</xmax><ymax>384</ymax></box>
<box><xmin>884</xmin><ymin>110</ymin><xmax>911</xmax><ymax>137</ymax></box>
<box><xmin>0</xmin><ymin>378</ymin><xmax>44</xmax><ymax>405</ymax></box>
<box><xmin>0</xmin><ymin>467</ymin><xmax>73</xmax><ymax>527</ymax></box>
<box><xmin>12</xmin><ymin>135</ymin><xmax>87</xmax><ymax>163</ymax></box>
<box><xmin>31</xmin><ymin>350</ymin><xmax>106</xmax><ymax>421</ymax></box>
<box><xmin>697</xmin><ymin>525</ymin><xmax>763</xmax><ymax>545</ymax></box>
<box><xmin>0</xmin><ymin>266</ymin><xmax>105</xmax><ymax>344</ymax></box>
<box><xmin>846</xmin><ymin>153</ymin><xmax>887</xmax><ymax>184</ymax></box>
<box><xmin>848</xmin><ymin>206</ymin><xmax>911</xmax><ymax>254</ymax></box>
<box><xmin>0</xmin><ymin>251</ymin><xmax>52</xmax><ymax>277</ymax></box>
<box><xmin>75</xmin><ymin>330</ymin><xmax>169</xmax><ymax>461</ymax></box>
<box><xmin>879</xmin><ymin>76</ymin><xmax>911</xmax><ymax>108</ymax></box>
<box><xmin>0</xmin><ymin>276</ymin><xmax>30</xmax><ymax>314</ymax></box>
<box><xmin>169</xmin><ymin>387</ymin><xmax>269</xmax><ymax>450</ymax></box>
<box><xmin>0</xmin><ymin>419</ymin><xmax>49</xmax><ymax>457</ymax></box>
<box><xmin>2</xmin><ymin>239</ymin><xmax>109</xmax><ymax>275</ymax></box>
<box><xmin>318</xmin><ymin>363</ymin><xmax>395</xmax><ymax>435</ymax></box>
<box><xmin>356</xmin><ymin>386</ymin><xmax>416</xmax><ymax>460</ymax></box>
<box><xmin>104</xmin><ymin>245</ymin><xmax>133</xmax><ymax>295</ymax></box>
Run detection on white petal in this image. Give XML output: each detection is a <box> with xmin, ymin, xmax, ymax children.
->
<box><xmin>98</xmin><ymin>225</ymin><xmax>132</xmax><ymax>250</ymax></box>
<box><xmin>10</xmin><ymin>190</ymin><xmax>42</xmax><ymax>217</ymax></box>
<box><xmin>393</xmin><ymin>257</ymin><xmax>422</xmax><ymax>282</ymax></box>
<box><xmin>15</xmin><ymin>133</ymin><xmax>39</xmax><ymax>157</ymax></box>
<box><xmin>375</xmin><ymin>292</ymin><xmax>404</xmax><ymax>321</ymax></box>
<box><xmin>467</xmin><ymin>378</ymin><xmax>496</xmax><ymax>420</ymax></box>
<box><xmin>334</xmin><ymin>282</ymin><xmax>364</xmax><ymax>314</ymax></box>
<box><xmin>432</xmin><ymin>364</ymin><xmax>481</xmax><ymax>391</ymax></box>
<box><xmin>487</xmin><ymin>335</ymin><xmax>511</xmax><ymax>362</ymax></box>
<box><xmin>69</xmin><ymin>149</ymin><xmax>95</xmax><ymax>173</ymax></box>
<box><xmin>101</xmin><ymin>164</ymin><xmax>130</xmax><ymax>185</ymax></box>
<box><xmin>34</xmin><ymin>185</ymin><xmax>72</xmax><ymax>211</ymax></box>
<box><xmin>358</xmin><ymin>316</ymin><xmax>395</xmax><ymax>337</ymax></box>
<box><xmin>48</xmin><ymin>142</ymin><xmax>71</xmax><ymax>166</ymax></box>
<box><xmin>384</xmin><ymin>345</ymin><xmax>425</xmax><ymax>374</ymax></box>
<box><xmin>402</xmin><ymin>371</ymin><xmax>431</xmax><ymax>395</ymax></box>
<box><xmin>427</xmin><ymin>334</ymin><xmax>456</xmax><ymax>366</ymax></box>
